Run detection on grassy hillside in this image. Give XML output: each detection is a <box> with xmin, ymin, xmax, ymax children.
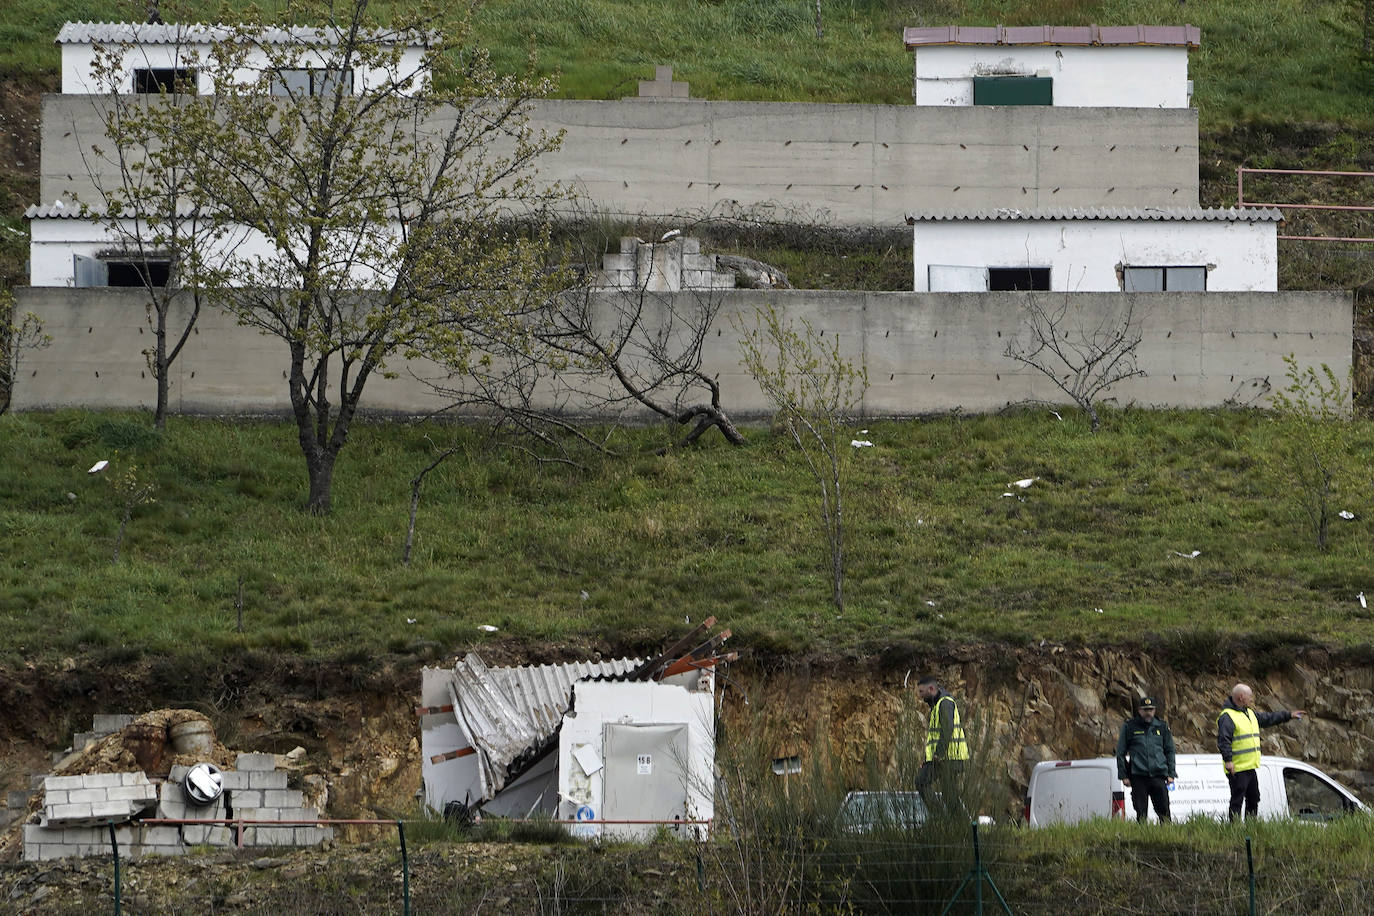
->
<box><xmin>2</xmin><ymin>407</ymin><xmax>1372</xmax><ymax>664</ymax></box>
<box><xmin>1</xmin><ymin>0</ymin><xmax>1371</xmax><ymax>126</ymax></box>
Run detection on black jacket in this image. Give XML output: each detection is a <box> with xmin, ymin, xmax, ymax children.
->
<box><xmin>1115</xmin><ymin>716</ymin><xmax>1177</xmax><ymax>779</ymax></box>
<box><xmin>1217</xmin><ymin>698</ymin><xmax>1292</xmax><ymax>762</ymax></box>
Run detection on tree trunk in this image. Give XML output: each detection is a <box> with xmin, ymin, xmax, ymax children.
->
<box><xmin>154</xmin><ymin>312</ymin><xmax>169</xmax><ymax>430</ymax></box>
<box><xmin>305</xmin><ymin>447</ymin><xmax>337</xmax><ymax>515</ymax></box>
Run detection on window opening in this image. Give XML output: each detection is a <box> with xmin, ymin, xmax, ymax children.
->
<box><xmin>1123</xmin><ymin>266</ymin><xmax>1207</xmax><ymax>292</ymax></box>
<box><xmin>270</xmin><ymin>68</ymin><xmax>355</xmax><ymax>97</ymax></box>
<box><xmin>1282</xmin><ymin>768</ymin><xmax>1353</xmax><ymax>821</ymax></box>
<box><xmin>988</xmin><ymin>267</ymin><xmax>1050</xmax><ymax>291</ymax></box>
<box><xmin>133</xmin><ymin>68</ymin><xmax>198</xmax><ymax>94</ymax></box>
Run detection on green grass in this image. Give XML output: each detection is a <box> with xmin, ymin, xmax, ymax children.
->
<box><xmin>2</xmin><ymin>0</ymin><xmax>1372</xmax><ymax>127</ymax></box>
<box><xmin>2</xmin><ymin>406</ymin><xmax>1373</xmax><ymax>663</ymax></box>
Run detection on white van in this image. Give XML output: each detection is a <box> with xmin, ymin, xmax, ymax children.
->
<box><xmin>1025</xmin><ymin>754</ymin><xmax>1367</xmax><ymax>826</ymax></box>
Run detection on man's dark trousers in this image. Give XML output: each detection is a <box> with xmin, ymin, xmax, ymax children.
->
<box><xmin>1227</xmin><ymin>770</ymin><xmax>1260</xmax><ymax>820</ymax></box>
<box><xmin>1129</xmin><ymin>775</ymin><xmax>1171</xmax><ymax>822</ymax></box>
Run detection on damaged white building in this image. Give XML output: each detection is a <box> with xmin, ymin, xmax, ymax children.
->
<box><xmin>420</xmin><ymin>623</ymin><xmax>727</xmax><ymax>839</ymax></box>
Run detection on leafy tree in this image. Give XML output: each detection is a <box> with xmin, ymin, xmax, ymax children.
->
<box><xmin>145</xmin><ymin>0</ymin><xmax>566</xmax><ymax>512</ymax></box>
<box><xmin>1265</xmin><ymin>355</ymin><xmax>1352</xmax><ymax>550</ymax></box>
<box><xmin>0</xmin><ymin>288</ymin><xmax>50</xmax><ymax>415</ymax></box>
<box><xmin>738</xmin><ymin>304</ymin><xmax>867</xmax><ymax>612</ymax></box>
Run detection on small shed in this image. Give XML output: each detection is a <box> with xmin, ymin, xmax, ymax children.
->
<box><xmin>908</xmin><ymin>207</ymin><xmax>1283</xmax><ymax>293</ymax></box>
<box><xmin>903</xmin><ymin>25</ymin><xmax>1200</xmax><ymax>108</ymax></box>
<box><xmin>419</xmin><ymin>622</ymin><xmax>727</xmax><ymax>837</ymax></box>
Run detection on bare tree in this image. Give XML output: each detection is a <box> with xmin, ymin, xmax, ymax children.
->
<box><xmin>422</xmin><ymin>223</ymin><xmax>746</xmax><ymax>467</ymax></box>
<box><xmin>79</xmin><ymin>20</ymin><xmax>235</xmax><ymax>429</ymax></box>
<box><xmin>738</xmin><ymin>304</ymin><xmax>867</xmax><ymax>612</ymax></box>
<box><xmin>1004</xmin><ymin>293</ymin><xmax>1146</xmax><ymax>431</ymax></box>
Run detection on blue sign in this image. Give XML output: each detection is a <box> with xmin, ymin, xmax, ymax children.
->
<box><xmin>575</xmin><ymin>805</ymin><xmax>595</xmax><ymax>821</ymax></box>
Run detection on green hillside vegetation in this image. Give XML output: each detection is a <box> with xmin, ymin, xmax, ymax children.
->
<box><xmin>2</xmin><ymin>407</ymin><xmax>1372</xmax><ymax>664</ymax></box>
<box><xmin>1</xmin><ymin>0</ymin><xmax>1370</xmax><ymax>126</ymax></box>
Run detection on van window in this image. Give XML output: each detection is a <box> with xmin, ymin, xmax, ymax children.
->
<box><xmin>1282</xmin><ymin>768</ymin><xmax>1352</xmax><ymax>821</ymax></box>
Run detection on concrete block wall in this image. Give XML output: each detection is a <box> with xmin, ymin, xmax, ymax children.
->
<box><xmin>24</xmin><ymin>754</ymin><xmax>332</xmax><ymax>861</ymax></box>
<box><xmin>598</xmin><ymin>236</ymin><xmax>736</xmax><ymax>291</ymax></box>
<box><xmin>11</xmin><ymin>288</ymin><xmax>1352</xmax><ymax>417</ymax></box>
<box><xmin>42</xmin><ymin>772</ymin><xmax>157</xmax><ymax>825</ymax></box>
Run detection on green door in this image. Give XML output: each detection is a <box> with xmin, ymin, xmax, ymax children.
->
<box><xmin>973</xmin><ymin>76</ymin><xmax>1053</xmax><ymax>106</ymax></box>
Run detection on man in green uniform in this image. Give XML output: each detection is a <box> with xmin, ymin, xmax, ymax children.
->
<box><xmin>1114</xmin><ymin>696</ymin><xmax>1177</xmax><ymax>822</ymax></box>
<box><xmin>916</xmin><ymin>676</ymin><xmax>968</xmax><ymax>798</ymax></box>
<box><xmin>1217</xmin><ymin>683</ymin><xmax>1305</xmax><ymax>821</ymax></box>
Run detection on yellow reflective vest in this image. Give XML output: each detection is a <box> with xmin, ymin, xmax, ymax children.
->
<box><xmin>1219</xmin><ymin>707</ymin><xmax>1261</xmax><ymax>773</ymax></box>
<box><xmin>926</xmin><ymin>694</ymin><xmax>969</xmax><ymax>762</ymax></box>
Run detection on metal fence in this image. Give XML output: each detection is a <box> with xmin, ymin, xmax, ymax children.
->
<box><xmin>37</xmin><ymin>817</ymin><xmax>1374</xmax><ymax>915</ymax></box>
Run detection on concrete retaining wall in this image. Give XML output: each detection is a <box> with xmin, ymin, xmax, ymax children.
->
<box><xmin>12</xmin><ymin>287</ymin><xmax>1350</xmax><ymax>417</ymax></box>
<box><xmin>41</xmin><ymin>96</ymin><xmax>1199</xmax><ymax>228</ymax></box>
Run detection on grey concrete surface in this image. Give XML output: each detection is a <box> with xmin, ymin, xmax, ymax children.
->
<box><xmin>13</xmin><ymin>287</ymin><xmax>1350</xmax><ymax>417</ymax></box>
<box><xmin>41</xmin><ymin>96</ymin><xmax>1199</xmax><ymax>227</ymax></box>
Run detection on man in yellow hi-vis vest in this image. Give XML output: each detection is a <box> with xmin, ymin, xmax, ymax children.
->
<box><xmin>1217</xmin><ymin>683</ymin><xmax>1305</xmax><ymax>821</ymax></box>
<box><xmin>916</xmin><ymin>676</ymin><xmax>969</xmax><ymax>796</ymax></box>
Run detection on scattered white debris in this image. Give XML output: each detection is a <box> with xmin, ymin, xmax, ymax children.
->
<box><xmin>1170</xmin><ymin>550</ymin><xmax>1202</xmax><ymax>559</ymax></box>
<box><xmin>1339</xmin><ymin>510</ymin><xmax>1355</xmax><ymax>520</ymax></box>
<box><xmin>1095</xmin><ymin>608</ymin><xmax>1104</xmax><ymax>614</ymax></box>
<box><xmin>1001</xmin><ymin>492</ymin><xmax>1015</xmax><ymax>498</ymax></box>
<box><xmin>406</xmin><ymin>618</ymin><xmax>417</xmax><ymax>624</ymax></box>
<box><xmin>478</xmin><ymin>624</ymin><xmax>499</xmax><ymax>632</ymax></box>
<box><xmin>66</xmin><ymin>492</ymin><xmax>77</xmax><ymax>501</ymax></box>
<box><xmin>917</xmin><ymin>518</ymin><xmax>924</xmax><ymax>525</ymax></box>
<box><xmin>1360</xmin><ymin>592</ymin><xmax>1368</xmax><ymax>610</ymax></box>
<box><xmin>1049</xmin><ymin>410</ymin><xmax>1062</xmax><ymax>421</ymax></box>
<box><xmin>87</xmin><ymin>459</ymin><xmax>109</xmax><ymax>474</ymax></box>
<box><xmin>859</xmin><ymin>429</ymin><xmax>869</xmax><ymax>434</ymax></box>
<box><xmin>580</xmin><ymin>589</ymin><xmax>590</xmax><ymax>601</ymax></box>
<box><xmin>926</xmin><ymin>600</ymin><xmax>936</xmax><ymax>607</ymax></box>
<box><xmin>1011</xmin><ymin>478</ymin><xmax>1035</xmax><ymax>489</ymax></box>
<box><xmin>851</xmin><ymin>440</ymin><xmax>874</xmax><ymax>448</ymax></box>
<box><xmin>659</xmin><ymin>228</ymin><xmax>681</xmax><ymax>242</ymax></box>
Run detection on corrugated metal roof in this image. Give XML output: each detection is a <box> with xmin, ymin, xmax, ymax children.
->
<box><xmin>905</xmin><ymin>206</ymin><xmax>1283</xmax><ymax>223</ymax></box>
<box><xmin>25</xmin><ymin>201</ymin><xmax>206</xmax><ymax>220</ymax></box>
<box><xmin>445</xmin><ymin>652</ymin><xmax>643</xmax><ymax>800</ymax></box>
<box><xmin>56</xmin><ymin>21</ymin><xmax>430</xmax><ymax>47</ymax></box>
<box><xmin>489</xmin><ymin>656</ymin><xmax>644</xmax><ymax>737</ymax></box>
<box><xmin>903</xmin><ymin>24</ymin><xmax>1201</xmax><ymax>51</ymax></box>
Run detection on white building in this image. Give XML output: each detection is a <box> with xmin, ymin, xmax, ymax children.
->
<box><xmin>56</xmin><ymin>20</ymin><xmax>428</xmax><ymax>96</ymax></box>
<box><xmin>904</xmin><ymin>24</ymin><xmax>1199</xmax><ymax>108</ymax></box>
<box><xmin>420</xmin><ymin>652</ymin><xmax>716</xmax><ymax>838</ymax></box>
<box><xmin>910</xmin><ymin>207</ymin><xmax>1283</xmax><ymax>293</ymax></box>
<box><xmin>26</xmin><ymin>204</ymin><xmax>401</xmax><ymax>288</ymax></box>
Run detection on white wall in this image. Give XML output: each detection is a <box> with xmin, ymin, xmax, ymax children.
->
<box><xmin>557</xmin><ymin>681</ymin><xmax>715</xmax><ymax>840</ymax></box>
<box><xmin>913</xmin><ymin>46</ymin><xmax>1190</xmax><ymax>108</ymax></box>
<box><xmin>912</xmin><ymin>218</ymin><xmax>1278</xmax><ymax>292</ymax></box>
<box><xmin>60</xmin><ymin>35</ymin><xmax>426</xmax><ymax>95</ymax></box>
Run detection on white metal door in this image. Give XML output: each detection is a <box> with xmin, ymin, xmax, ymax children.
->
<box><xmin>928</xmin><ymin>264</ymin><xmax>989</xmax><ymax>292</ymax></box>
